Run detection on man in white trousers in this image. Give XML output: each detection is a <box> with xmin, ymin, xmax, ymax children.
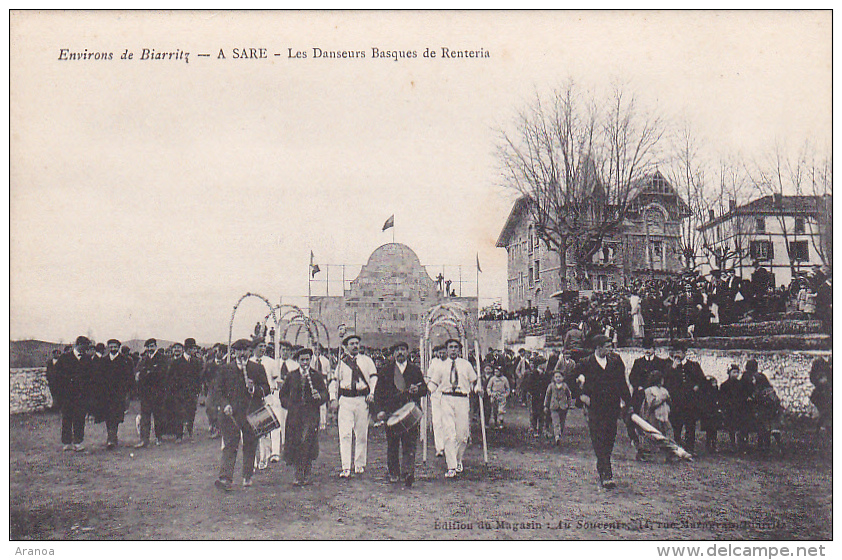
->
<box><xmin>253</xmin><ymin>338</ymin><xmax>281</xmax><ymax>469</ymax></box>
<box><xmin>329</xmin><ymin>333</ymin><xmax>378</xmax><ymax>478</ymax></box>
<box><xmin>427</xmin><ymin>338</ymin><xmax>478</xmax><ymax>478</ymax></box>
<box><xmin>428</xmin><ymin>345</ymin><xmax>447</xmax><ymax>457</ymax></box>
<box><xmin>312</xmin><ymin>344</ymin><xmax>331</xmax><ymax>429</ymax></box>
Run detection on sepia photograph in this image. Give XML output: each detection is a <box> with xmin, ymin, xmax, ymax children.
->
<box><xmin>8</xmin><ymin>9</ymin><xmax>833</xmax><ymax>548</ymax></box>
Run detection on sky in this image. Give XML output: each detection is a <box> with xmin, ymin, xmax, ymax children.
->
<box><xmin>9</xmin><ymin>10</ymin><xmax>831</xmax><ymax>344</ymax></box>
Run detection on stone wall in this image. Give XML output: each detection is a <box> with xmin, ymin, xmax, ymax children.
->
<box><xmin>614</xmin><ymin>348</ymin><xmax>828</xmax><ymax>418</ymax></box>
<box><xmin>10</xmin><ymin>367</ymin><xmax>53</xmax><ymax>414</ymax></box>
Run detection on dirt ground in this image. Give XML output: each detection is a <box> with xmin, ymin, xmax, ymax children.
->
<box><xmin>10</xmin><ymin>400</ymin><xmax>832</xmax><ymax>540</ymax></box>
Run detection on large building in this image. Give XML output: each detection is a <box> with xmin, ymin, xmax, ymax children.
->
<box><xmin>310</xmin><ymin>243</ymin><xmax>478</xmax><ymax>349</ymax></box>
<box><xmin>496</xmin><ymin>171</ymin><xmax>689</xmax><ymax>314</ymax></box>
<box><xmin>698</xmin><ymin>194</ymin><xmax>832</xmax><ymax>287</ymax></box>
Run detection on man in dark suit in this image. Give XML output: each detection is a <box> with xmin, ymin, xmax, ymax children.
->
<box><xmin>182</xmin><ymin>338</ymin><xmax>203</xmax><ymax>440</ymax></box>
<box><xmin>213</xmin><ymin>338</ymin><xmax>270</xmax><ymax>491</ymax></box>
<box><xmin>135</xmin><ymin>338</ymin><xmax>169</xmax><ymax>448</ymax></box>
<box><xmin>374</xmin><ymin>341</ymin><xmax>428</xmax><ymax>487</ymax></box>
<box><xmin>664</xmin><ymin>341</ymin><xmax>707</xmax><ymax>455</ymax></box>
<box><xmin>627</xmin><ymin>337</ymin><xmax>670</xmax><ymax>459</ymax></box>
<box><xmin>165</xmin><ymin>341</ymin><xmax>193</xmax><ymax>443</ymax></box>
<box><xmin>93</xmin><ymin>339</ymin><xmax>134</xmax><ymax>449</ymax></box>
<box><xmin>54</xmin><ymin>336</ymin><xmax>94</xmax><ymax>452</ymax></box>
<box><xmin>575</xmin><ymin>334</ymin><xmax>631</xmax><ymax>489</ymax></box>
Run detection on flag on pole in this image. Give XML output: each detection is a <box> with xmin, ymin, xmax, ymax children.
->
<box><xmin>310</xmin><ymin>250</ymin><xmax>321</xmax><ymax>278</ymax></box>
<box><xmin>382</xmin><ymin>214</ymin><xmax>395</xmax><ymax>231</ymax></box>
<box><xmin>476</xmin><ymin>253</ymin><xmax>482</xmax><ymax>273</ymax></box>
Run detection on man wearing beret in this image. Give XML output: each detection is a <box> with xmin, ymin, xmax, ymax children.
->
<box><xmin>54</xmin><ymin>335</ymin><xmax>94</xmax><ymax>451</ymax></box>
<box><xmin>374</xmin><ymin>342</ymin><xmax>428</xmax><ymax>487</ymax></box>
<box><xmin>329</xmin><ymin>333</ymin><xmax>378</xmax><ymax>478</ymax></box>
<box><xmin>213</xmin><ymin>338</ymin><xmax>271</xmax><ymax>491</ymax></box>
<box><xmin>426</xmin><ymin>338</ymin><xmax>479</xmax><ymax>478</ymax></box>
<box><xmin>92</xmin><ymin>339</ymin><xmax>134</xmax><ymax>449</ymax></box>
<box><xmin>575</xmin><ymin>334</ymin><xmax>632</xmax><ymax>489</ymax></box>
<box><xmin>279</xmin><ymin>347</ymin><xmax>329</xmax><ymax>486</ymax></box>
<box><xmin>664</xmin><ymin>341</ymin><xmax>707</xmax><ymax>455</ymax></box>
<box><xmin>135</xmin><ymin>338</ymin><xmax>169</xmax><ymax>448</ymax></box>
<box><xmin>165</xmin><ymin>341</ymin><xmax>194</xmax><ymax>443</ymax></box>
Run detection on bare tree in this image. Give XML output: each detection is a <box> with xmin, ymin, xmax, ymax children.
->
<box><xmin>697</xmin><ymin>159</ymin><xmax>754</xmax><ymax>273</ymax></box>
<box><xmin>664</xmin><ymin>123</ymin><xmax>706</xmax><ymax>271</ymax></box>
<box><xmin>749</xmin><ymin>142</ymin><xmax>832</xmax><ymax>279</ymax></box>
<box><xmin>498</xmin><ymin>81</ymin><xmax>663</xmax><ymax>290</ymax></box>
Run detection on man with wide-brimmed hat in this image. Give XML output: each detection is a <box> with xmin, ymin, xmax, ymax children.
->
<box><xmin>213</xmin><ymin>338</ymin><xmax>271</xmax><ymax>491</ymax></box>
<box><xmin>329</xmin><ymin>333</ymin><xmax>378</xmax><ymax>478</ymax></box>
<box><xmin>426</xmin><ymin>338</ymin><xmax>478</xmax><ymax>478</ymax></box>
<box><xmin>54</xmin><ymin>335</ymin><xmax>94</xmax><ymax>452</ymax></box>
<box><xmin>374</xmin><ymin>341</ymin><xmax>427</xmax><ymax>487</ymax></box>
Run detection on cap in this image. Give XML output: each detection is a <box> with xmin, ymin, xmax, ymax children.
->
<box><xmin>391</xmin><ymin>341</ymin><xmax>409</xmax><ymax>352</ymax></box>
<box><xmin>279</xmin><ymin>340</ymin><xmax>293</xmax><ymax>349</ymax></box>
<box><xmin>75</xmin><ymin>336</ymin><xmax>91</xmax><ymax>346</ymax></box>
<box><xmin>144</xmin><ymin>338</ymin><xmax>157</xmax><ymax>347</ymax></box>
<box><xmin>172</xmin><ymin>341</ymin><xmax>184</xmax><ymax>348</ymax></box>
<box><xmin>107</xmin><ymin>339</ymin><xmax>121</xmax><ymax>346</ymax></box>
<box><xmin>445</xmin><ymin>338</ymin><xmax>462</xmax><ymax>349</ymax></box>
<box><xmin>231</xmin><ymin>338</ymin><xmax>252</xmax><ymax>351</ymax></box>
<box><xmin>95</xmin><ymin>343</ymin><xmax>106</xmax><ymax>352</ymax></box>
<box><xmin>591</xmin><ymin>334</ymin><xmax>611</xmax><ymax>347</ymax></box>
<box><xmin>745</xmin><ymin>359</ymin><xmax>758</xmax><ymax>374</ymax></box>
<box><xmin>184</xmin><ymin>338</ymin><xmax>197</xmax><ymax>349</ymax></box>
<box><xmin>293</xmin><ymin>347</ymin><xmax>313</xmax><ymax>360</ymax></box>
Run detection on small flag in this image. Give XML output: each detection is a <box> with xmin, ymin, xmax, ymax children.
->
<box><xmin>310</xmin><ymin>250</ymin><xmax>321</xmax><ymax>278</ymax></box>
<box><xmin>477</xmin><ymin>253</ymin><xmax>482</xmax><ymax>273</ymax></box>
<box><xmin>382</xmin><ymin>214</ymin><xmax>395</xmax><ymax>231</ymax></box>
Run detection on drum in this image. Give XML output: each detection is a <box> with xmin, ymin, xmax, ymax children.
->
<box><xmin>246</xmin><ymin>405</ymin><xmax>280</xmax><ymax>438</ymax></box>
<box><xmin>386</xmin><ymin>402</ymin><xmax>423</xmax><ymax>434</ymax></box>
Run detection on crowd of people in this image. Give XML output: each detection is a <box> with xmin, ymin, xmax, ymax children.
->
<box><xmin>486</xmin><ymin>264</ymin><xmax>832</xmax><ymax>345</ymax></box>
<box><xmin>44</xmin><ymin>327</ymin><xmax>832</xmax><ymax>491</ymax></box>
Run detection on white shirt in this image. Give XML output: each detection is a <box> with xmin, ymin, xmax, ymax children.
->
<box><xmin>250</xmin><ymin>355</ymin><xmax>279</xmax><ymax>389</ymax></box>
<box><xmin>329</xmin><ymin>353</ymin><xmax>378</xmax><ymax>400</ymax></box>
<box><xmin>595</xmin><ymin>354</ymin><xmax>608</xmax><ymax>370</ymax></box>
<box><xmin>428</xmin><ymin>357</ymin><xmax>477</xmax><ymax>395</ymax></box>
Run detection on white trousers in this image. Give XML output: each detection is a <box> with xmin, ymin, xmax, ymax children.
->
<box><xmin>258</xmin><ymin>393</ymin><xmax>285</xmax><ymax>462</ymax></box>
<box><xmin>440</xmin><ymin>395</ymin><xmax>470</xmax><ymax>470</ymax></box>
<box><xmin>338</xmin><ymin>396</ymin><xmax>369</xmax><ymax>471</ymax></box>
<box><xmin>430</xmin><ymin>392</ymin><xmax>445</xmax><ymax>453</ymax></box>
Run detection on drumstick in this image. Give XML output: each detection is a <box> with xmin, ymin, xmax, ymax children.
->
<box><xmin>474</xmin><ymin>340</ymin><xmax>489</xmax><ymax>464</ymax></box>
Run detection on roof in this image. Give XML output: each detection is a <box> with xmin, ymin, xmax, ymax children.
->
<box><xmin>495</xmin><ymin>196</ymin><xmax>530</xmax><ymax>247</ymax></box>
<box><xmin>699</xmin><ymin>195</ymin><xmax>829</xmax><ymax>231</ymax></box>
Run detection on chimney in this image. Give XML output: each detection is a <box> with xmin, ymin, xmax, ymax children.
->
<box><xmin>773</xmin><ymin>193</ymin><xmax>783</xmax><ymax>207</ymax></box>
<box><xmin>709</xmin><ymin>209</ymin><xmax>715</xmax><ymax>221</ymax></box>
<box><xmin>729</xmin><ymin>199</ymin><xmax>736</xmax><ymax>211</ymax></box>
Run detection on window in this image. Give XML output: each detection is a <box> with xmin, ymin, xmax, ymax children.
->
<box><xmin>750</xmin><ymin>240</ymin><xmax>774</xmax><ymax>261</ymax></box>
<box><xmin>534</xmin><ymin>260</ymin><xmax>540</xmax><ymax>281</ymax></box>
<box><xmin>528</xmin><ymin>267</ymin><xmax>534</xmax><ymax>287</ymax></box>
<box><xmin>789</xmin><ymin>240</ymin><xmax>809</xmax><ymax>261</ymax></box>
<box><xmin>795</xmin><ymin>217</ymin><xmax>806</xmax><ymax>234</ymax></box>
<box><xmin>755</xmin><ymin>217</ymin><xmax>766</xmax><ymax>233</ymax></box>
<box><xmin>528</xmin><ymin>226</ymin><xmax>534</xmax><ymax>255</ymax></box>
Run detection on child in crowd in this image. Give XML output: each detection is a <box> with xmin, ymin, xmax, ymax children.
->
<box><xmin>487</xmin><ymin>367</ymin><xmax>511</xmax><ymax>429</ymax></box>
<box><xmin>544</xmin><ymin>370</ymin><xmax>574</xmax><ymax>445</ymax></box>
<box><xmin>641</xmin><ymin>371</ymin><xmax>673</xmax><ymax>462</ymax></box>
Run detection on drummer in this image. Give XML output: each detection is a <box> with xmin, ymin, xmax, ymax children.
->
<box><xmin>213</xmin><ymin>338</ymin><xmax>271</xmax><ymax>491</ymax></box>
<box><xmin>427</xmin><ymin>339</ymin><xmax>479</xmax><ymax>478</ymax></box>
<box><xmin>374</xmin><ymin>341</ymin><xmax>428</xmax><ymax>487</ymax></box>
